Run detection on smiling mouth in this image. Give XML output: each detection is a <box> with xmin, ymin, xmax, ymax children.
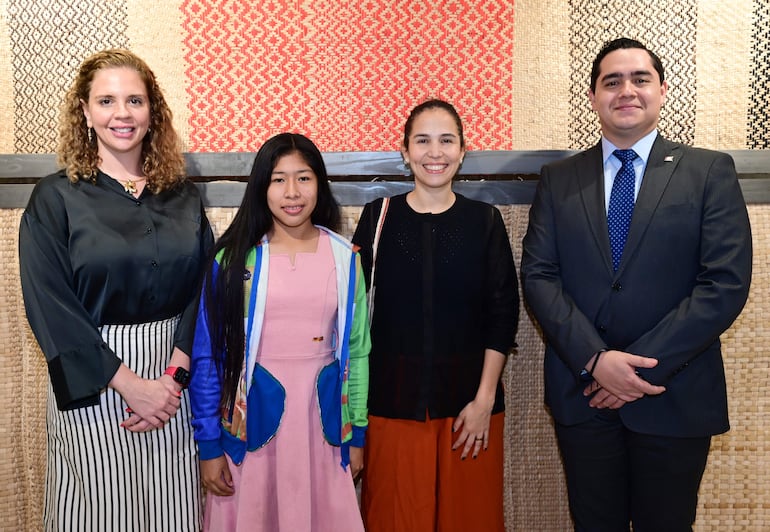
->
<box><xmin>282</xmin><ymin>205</ymin><xmax>304</xmax><ymax>214</ymax></box>
<box><xmin>423</xmin><ymin>164</ymin><xmax>448</xmax><ymax>172</ymax></box>
<box><xmin>110</xmin><ymin>127</ymin><xmax>135</xmax><ymax>134</ymax></box>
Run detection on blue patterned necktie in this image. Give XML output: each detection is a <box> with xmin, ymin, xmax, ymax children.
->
<box><xmin>607</xmin><ymin>149</ymin><xmax>638</xmax><ymax>271</ymax></box>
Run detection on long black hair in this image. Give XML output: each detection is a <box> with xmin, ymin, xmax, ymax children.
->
<box><xmin>203</xmin><ymin>133</ymin><xmax>341</xmax><ymax>411</ymax></box>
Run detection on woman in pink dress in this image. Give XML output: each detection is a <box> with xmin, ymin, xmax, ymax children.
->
<box><xmin>190</xmin><ymin>133</ymin><xmax>370</xmax><ymax>531</ymax></box>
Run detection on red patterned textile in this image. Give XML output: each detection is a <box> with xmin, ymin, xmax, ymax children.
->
<box><xmin>181</xmin><ymin>1</ymin><xmax>514</xmax><ymax>151</ymax></box>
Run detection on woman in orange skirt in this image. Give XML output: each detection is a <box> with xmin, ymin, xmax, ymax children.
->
<box><xmin>353</xmin><ymin>99</ymin><xmax>519</xmax><ymax>531</ymax></box>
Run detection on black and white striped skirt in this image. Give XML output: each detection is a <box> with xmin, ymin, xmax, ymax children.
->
<box><xmin>43</xmin><ymin>317</ymin><xmax>202</xmax><ymax>531</ymax></box>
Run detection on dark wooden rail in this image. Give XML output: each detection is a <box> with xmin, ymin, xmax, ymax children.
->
<box><xmin>3</xmin><ymin>150</ymin><xmax>770</xmax><ymax>207</ymax></box>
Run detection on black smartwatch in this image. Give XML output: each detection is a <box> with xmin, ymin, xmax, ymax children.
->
<box><xmin>164</xmin><ymin>366</ymin><xmax>191</xmax><ymax>389</ymax></box>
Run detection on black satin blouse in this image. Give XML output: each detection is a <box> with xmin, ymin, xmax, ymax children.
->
<box><xmin>19</xmin><ymin>170</ymin><xmax>214</xmax><ymax>410</ymax></box>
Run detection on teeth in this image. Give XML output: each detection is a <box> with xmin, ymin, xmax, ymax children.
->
<box><xmin>424</xmin><ymin>164</ymin><xmax>446</xmax><ymax>171</ymax></box>
<box><xmin>113</xmin><ymin>128</ymin><xmax>133</xmax><ymax>133</ymax></box>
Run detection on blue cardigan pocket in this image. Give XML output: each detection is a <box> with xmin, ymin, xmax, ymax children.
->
<box><xmin>246</xmin><ymin>364</ymin><xmax>286</xmax><ymax>452</ymax></box>
<box><xmin>317</xmin><ymin>359</ymin><xmax>342</xmax><ymax>446</ymax></box>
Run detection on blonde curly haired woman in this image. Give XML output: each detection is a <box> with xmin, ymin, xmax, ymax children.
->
<box><xmin>19</xmin><ymin>49</ymin><xmax>212</xmax><ymax>531</ymax></box>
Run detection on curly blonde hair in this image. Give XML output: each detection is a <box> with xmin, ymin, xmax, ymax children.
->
<box><xmin>57</xmin><ymin>49</ymin><xmax>186</xmax><ymax>193</ymax></box>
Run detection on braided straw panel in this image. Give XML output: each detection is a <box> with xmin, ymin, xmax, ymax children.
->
<box><xmin>6</xmin><ymin>0</ymin><xmax>129</xmax><ymax>153</ymax></box>
<box><xmin>126</xmin><ymin>1</ymin><xmax>191</xmax><ymax>151</ymax></box>
<box><xmin>694</xmin><ymin>1</ymin><xmax>753</xmax><ymax>150</ymax></box>
<box><xmin>568</xmin><ymin>0</ymin><xmax>698</xmax><ymax>150</ymax></box>
<box><xmin>0</xmin><ymin>0</ymin><xmax>14</xmax><ymax>153</ymax></box>
<box><xmin>695</xmin><ymin>205</ymin><xmax>770</xmax><ymax>531</ymax></box>
<box><xmin>510</xmin><ymin>0</ymin><xmax>572</xmax><ymax>150</ymax></box>
<box><xmin>0</xmin><ymin>209</ymin><xmax>25</xmax><ymax>529</ymax></box>
<box><xmin>747</xmin><ymin>0</ymin><xmax>770</xmax><ymax>148</ymax></box>
<box><xmin>3</xmin><ymin>202</ymin><xmax>770</xmax><ymax>530</ymax></box>
<box><xmin>0</xmin><ymin>209</ymin><xmax>47</xmax><ymax>531</ymax></box>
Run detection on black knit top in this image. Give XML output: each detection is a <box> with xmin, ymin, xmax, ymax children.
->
<box><xmin>352</xmin><ymin>193</ymin><xmax>519</xmax><ymax>421</ymax></box>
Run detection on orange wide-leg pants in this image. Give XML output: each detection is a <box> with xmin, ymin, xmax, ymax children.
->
<box><xmin>361</xmin><ymin>412</ymin><xmax>505</xmax><ymax>532</ymax></box>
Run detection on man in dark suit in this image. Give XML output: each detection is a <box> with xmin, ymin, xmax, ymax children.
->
<box><xmin>521</xmin><ymin>37</ymin><xmax>752</xmax><ymax>531</ymax></box>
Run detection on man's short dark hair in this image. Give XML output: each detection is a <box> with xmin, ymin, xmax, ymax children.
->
<box><xmin>590</xmin><ymin>37</ymin><xmax>665</xmax><ymax>92</ymax></box>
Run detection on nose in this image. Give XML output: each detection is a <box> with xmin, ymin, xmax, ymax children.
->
<box><xmin>284</xmin><ymin>178</ymin><xmax>299</xmax><ymax>197</ymax></box>
<box><xmin>619</xmin><ymin>80</ymin><xmax>635</xmax><ymax>96</ymax></box>
<box><xmin>428</xmin><ymin>139</ymin><xmax>442</xmax><ymax>157</ymax></box>
<box><xmin>114</xmin><ymin>101</ymin><xmax>130</xmax><ymax>117</ymax></box>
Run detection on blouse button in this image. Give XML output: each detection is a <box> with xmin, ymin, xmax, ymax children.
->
<box><xmin>145</xmin><ymin>228</ymin><xmax>152</xmax><ymax>234</ymax></box>
<box><xmin>151</xmin><ymin>260</ymin><xmax>158</xmax><ymax>267</ymax></box>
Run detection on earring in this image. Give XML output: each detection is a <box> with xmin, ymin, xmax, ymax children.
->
<box><xmin>87</xmin><ymin>127</ymin><xmax>93</xmax><ymax>143</ymax></box>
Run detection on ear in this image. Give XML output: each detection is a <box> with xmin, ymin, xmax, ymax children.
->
<box><xmin>400</xmin><ymin>143</ymin><xmax>409</xmax><ymax>165</ymax></box>
<box><xmin>80</xmin><ymin>99</ymin><xmax>92</xmax><ymax>128</ymax></box>
<box><xmin>587</xmin><ymin>88</ymin><xmax>597</xmax><ymax>111</ymax></box>
<box><xmin>660</xmin><ymin>80</ymin><xmax>668</xmax><ymax>105</ymax></box>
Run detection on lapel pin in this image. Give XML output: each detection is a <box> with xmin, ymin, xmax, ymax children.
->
<box><xmin>664</xmin><ymin>155</ymin><xmax>674</xmax><ymax>162</ymax></box>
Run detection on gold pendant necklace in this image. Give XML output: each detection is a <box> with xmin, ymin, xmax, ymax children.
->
<box><xmin>118</xmin><ymin>178</ymin><xmax>146</xmax><ymax>194</ymax></box>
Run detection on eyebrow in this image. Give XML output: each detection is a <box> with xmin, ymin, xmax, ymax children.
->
<box><xmin>600</xmin><ymin>70</ymin><xmax>654</xmax><ymax>82</ymax></box>
<box><xmin>271</xmin><ymin>168</ymin><xmax>313</xmax><ymax>175</ymax></box>
<box><xmin>92</xmin><ymin>93</ymin><xmax>147</xmax><ymax>99</ymax></box>
<box><xmin>412</xmin><ymin>133</ymin><xmax>459</xmax><ymax>138</ymax></box>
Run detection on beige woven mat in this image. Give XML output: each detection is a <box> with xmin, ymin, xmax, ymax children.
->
<box><xmin>568</xmin><ymin>0</ymin><xmax>698</xmax><ymax>150</ymax></box>
<box><xmin>126</xmin><ymin>1</ymin><xmax>191</xmax><ymax>151</ymax></box>
<box><xmin>510</xmin><ymin>0</ymin><xmax>572</xmax><ymax>150</ymax></box>
<box><xmin>2</xmin><ymin>203</ymin><xmax>769</xmax><ymax>531</ymax></box>
<box><xmin>0</xmin><ymin>0</ymin><xmax>14</xmax><ymax>153</ymax></box>
<box><xmin>0</xmin><ymin>209</ymin><xmax>47</xmax><ymax>531</ymax></box>
<box><xmin>694</xmin><ymin>1</ymin><xmax>753</xmax><ymax>150</ymax></box>
<box><xmin>696</xmin><ymin>205</ymin><xmax>770</xmax><ymax>531</ymax></box>
<box><xmin>747</xmin><ymin>1</ymin><xmax>770</xmax><ymax>149</ymax></box>
<box><xmin>6</xmin><ymin>0</ymin><xmax>129</xmax><ymax>153</ymax></box>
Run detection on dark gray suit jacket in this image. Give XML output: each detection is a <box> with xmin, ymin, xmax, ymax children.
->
<box><xmin>521</xmin><ymin>135</ymin><xmax>752</xmax><ymax>437</ymax></box>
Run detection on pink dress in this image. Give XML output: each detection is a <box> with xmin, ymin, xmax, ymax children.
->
<box><xmin>204</xmin><ymin>232</ymin><xmax>364</xmax><ymax>532</ymax></box>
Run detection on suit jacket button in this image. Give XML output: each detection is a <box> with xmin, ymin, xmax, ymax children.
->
<box><xmin>611</xmin><ymin>282</ymin><xmax>622</xmax><ymax>291</ymax></box>
<box><xmin>598</xmin><ymin>325</ymin><xmax>607</xmax><ymax>332</ymax></box>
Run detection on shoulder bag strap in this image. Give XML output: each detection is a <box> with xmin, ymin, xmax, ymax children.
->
<box><xmin>368</xmin><ymin>196</ymin><xmax>389</xmax><ymax>323</ymax></box>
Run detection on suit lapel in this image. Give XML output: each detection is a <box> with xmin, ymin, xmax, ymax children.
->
<box><xmin>577</xmin><ymin>143</ymin><xmax>614</xmax><ymax>274</ymax></box>
<box><xmin>619</xmin><ymin>136</ymin><xmax>681</xmax><ymax>274</ymax></box>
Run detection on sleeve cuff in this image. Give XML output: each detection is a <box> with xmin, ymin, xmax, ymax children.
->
<box><xmin>350</xmin><ymin>424</ymin><xmax>367</xmax><ymax>447</ymax></box>
<box><xmin>197</xmin><ymin>439</ymin><xmax>224</xmax><ymax>460</ymax></box>
<box><xmin>49</xmin><ymin>341</ymin><xmax>121</xmax><ymax>411</ymax></box>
